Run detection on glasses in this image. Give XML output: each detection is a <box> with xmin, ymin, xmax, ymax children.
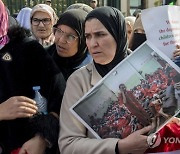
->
<box><xmin>32</xmin><ymin>18</ymin><xmax>51</xmax><ymax>26</ymax></box>
<box><xmin>90</xmin><ymin>1</ymin><xmax>96</xmax><ymax>3</ymax></box>
<box><xmin>53</xmin><ymin>27</ymin><xmax>78</xmax><ymax>44</ymax></box>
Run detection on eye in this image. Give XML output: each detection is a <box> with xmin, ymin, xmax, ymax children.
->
<box><xmin>32</xmin><ymin>18</ymin><xmax>39</xmax><ymax>22</ymax></box>
<box><xmin>67</xmin><ymin>34</ymin><xmax>76</xmax><ymax>41</ymax></box>
<box><xmin>57</xmin><ymin>29</ymin><xmax>62</xmax><ymax>34</ymax></box>
<box><xmin>134</xmin><ymin>30</ymin><xmax>138</xmax><ymax>33</ymax></box>
<box><xmin>54</xmin><ymin>28</ymin><xmax>63</xmax><ymax>35</ymax></box>
<box><xmin>97</xmin><ymin>33</ymin><xmax>106</xmax><ymax>37</ymax></box>
<box><xmin>41</xmin><ymin>18</ymin><xmax>51</xmax><ymax>25</ymax></box>
<box><xmin>43</xmin><ymin>18</ymin><xmax>51</xmax><ymax>22</ymax></box>
<box><xmin>85</xmin><ymin>34</ymin><xmax>91</xmax><ymax>39</ymax></box>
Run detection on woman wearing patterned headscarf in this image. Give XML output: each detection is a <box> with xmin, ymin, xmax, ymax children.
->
<box><xmin>30</xmin><ymin>4</ymin><xmax>58</xmax><ymax>47</ymax></box>
<box><xmin>0</xmin><ymin>0</ymin><xmax>9</xmax><ymax>49</ymax></box>
<box><xmin>0</xmin><ymin>1</ymin><xmax>65</xmax><ymax>153</ymax></box>
<box><xmin>47</xmin><ymin>9</ymin><xmax>92</xmax><ymax>80</ymax></box>
<box><xmin>59</xmin><ymin>6</ymin><xmax>152</xmax><ymax>154</ymax></box>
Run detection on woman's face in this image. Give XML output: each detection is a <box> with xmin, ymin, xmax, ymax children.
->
<box><xmin>134</xmin><ymin>28</ymin><xmax>145</xmax><ymax>34</ymax></box>
<box><xmin>90</xmin><ymin>0</ymin><xmax>97</xmax><ymax>9</ymax></box>
<box><xmin>54</xmin><ymin>24</ymin><xmax>79</xmax><ymax>57</ymax></box>
<box><xmin>85</xmin><ymin>18</ymin><xmax>117</xmax><ymax>65</ymax></box>
<box><xmin>31</xmin><ymin>11</ymin><xmax>53</xmax><ymax>39</ymax></box>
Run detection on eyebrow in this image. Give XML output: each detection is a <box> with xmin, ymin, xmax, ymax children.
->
<box><xmin>85</xmin><ymin>30</ymin><xmax>106</xmax><ymax>34</ymax></box>
<box><xmin>56</xmin><ymin>27</ymin><xmax>78</xmax><ymax>37</ymax></box>
<box><xmin>32</xmin><ymin>18</ymin><xmax>51</xmax><ymax>20</ymax></box>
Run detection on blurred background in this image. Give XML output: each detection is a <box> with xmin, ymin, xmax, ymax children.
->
<box><xmin>2</xmin><ymin>0</ymin><xmax>179</xmax><ymax>18</ymax></box>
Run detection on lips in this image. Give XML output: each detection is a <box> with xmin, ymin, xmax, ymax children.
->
<box><xmin>56</xmin><ymin>45</ymin><xmax>66</xmax><ymax>52</ymax></box>
<box><xmin>92</xmin><ymin>51</ymin><xmax>101</xmax><ymax>55</ymax></box>
<box><xmin>37</xmin><ymin>29</ymin><xmax>46</xmax><ymax>32</ymax></box>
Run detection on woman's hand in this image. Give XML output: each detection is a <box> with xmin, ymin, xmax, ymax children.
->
<box><xmin>19</xmin><ymin>135</ymin><xmax>47</xmax><ymax>154</ymax></box>
<box><xmin>173</xmin><ymin>45</ymin><xmax>180</xmax><ymax>58</ymax></box>
<box><xmin>168</xmin><ymin>117</ymin><xmax>180</xmax><ymax>126</ymax></box>
<box><xmin>118</xmin><ymin>125</ymin><xmax>152</xmax><ymax>154</ymax></box>
<box><xmin>0</xmin><ymin>96</ymin><xmax>37</xmax><ymax>120</ymax></box>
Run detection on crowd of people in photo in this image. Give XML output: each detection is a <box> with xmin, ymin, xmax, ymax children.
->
<box><xmin>89</xmin><ymin>97</ymin><xmax>146</xmax><ymax>139</ymax></box>
<box><xmin>88</xmin><ymin>55</ymin><xmax>180</xmax><ymax>140</ymax></box>
<box><xmin>0</xmin><ymin>0</ymin><xmax>180</xmax><ymax>153</ymax></box>
<box><xmin>132</xmin><ymin>62</ymin><xmax>179</xmax><ymax>103</ymax></box>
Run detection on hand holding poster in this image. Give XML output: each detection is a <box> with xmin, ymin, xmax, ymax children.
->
<box><xmin>141</xmin><ymin>5</ymin><xmax>180</xmax><ymax>59</ymax></box>
<box><xmin>70</xmin><ymin>42</ymin><xmax>180</xmax><ymax>152</ymax></box>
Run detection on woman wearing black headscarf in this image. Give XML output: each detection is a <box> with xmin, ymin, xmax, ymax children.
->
<box><xmin>128</xmin><ymin>13</ymin><xmax>147</xmax><ymax>51</ymax></box>
<box><xmin>47</xmin><ymin>9</ymin><xmax>92</xmax><ymax>81</ymax></box>
<box><xmin>59</xmin><ymin>6</ymin><xmax>152</xmax><ymax>154</ymax></box>
<box><xmin>0</xmin><ymin>1</ymin><xmax>65</xmax><ymax>154</ymax></box>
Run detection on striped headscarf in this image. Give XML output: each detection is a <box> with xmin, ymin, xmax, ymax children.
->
<box><xmin>0</xmin><ymin>0</ymin><xmax>9</xmax><ymax>48</ymax></box>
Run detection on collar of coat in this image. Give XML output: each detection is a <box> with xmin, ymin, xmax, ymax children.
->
<box><xmin>86</xmin><ymin>62</ymin><xmax>102</xmax><ymax>86</ymax></box>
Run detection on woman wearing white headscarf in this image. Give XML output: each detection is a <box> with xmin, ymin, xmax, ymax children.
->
<box><xmin>16</xmin><ymin>7</ymin><xmax>32</xmax><ymax>30</ymax></box>
<box><xmin>30</xmin><ymin>4</ymin><xmax>58</xmax><ymax>47</ymax></box>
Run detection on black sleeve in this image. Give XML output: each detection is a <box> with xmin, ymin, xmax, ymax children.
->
<box><xmin>47</xmin><ymin>72</ymin><xmax>66</xmax><ymax>115</ymax></box>
<box><xmin>24</xmin><ymin>39</ymin><xmax>66</xmax><ymax>114</ymax></box>
<box><xmin>24</xmin><ymin>39</ymin><xmax>65</xmax><ymax>150</ymax></box>
<box><xmin>29</xmin><ymin>113</ymin><xmax>59</xmax><ymax>147</ymax></box>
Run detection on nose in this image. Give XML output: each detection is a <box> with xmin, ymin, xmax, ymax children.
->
<box><xmin>38</xmin><ymin>21</ymin><xmax>45</xmax><ymax>27</ymax></box>
<box><xmin>89</xmin><ymin>37</ymin><xmax>98</xmax><ymax>48</ymax></box>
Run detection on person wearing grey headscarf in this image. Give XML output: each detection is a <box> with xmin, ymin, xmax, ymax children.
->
<box><xmin>66</xmin><ymin>3</ymin><xmax>93</xmax><ymax>13</ymax></box>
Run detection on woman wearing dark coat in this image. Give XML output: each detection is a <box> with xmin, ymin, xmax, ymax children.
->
<box><xmin>0</xmin><ymin>1</ymin><xmax>65</xmax><ymax>153</ymax></box>
<box><xmin>46</xmin><ymin>9</ymin><xmax>92</xmax><ymax>81</ymax></box>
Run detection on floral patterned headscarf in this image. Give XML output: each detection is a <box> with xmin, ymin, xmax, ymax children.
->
<box><xmin>0</xmin><ymin>0</ymin><xmax>9</xmax><ymax>49</ymax></box>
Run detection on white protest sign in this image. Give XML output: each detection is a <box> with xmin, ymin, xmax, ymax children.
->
<box><xmin>141</xmin><ymin>5</ymin><xmax>180</xmax><ymax>59</ymax></box>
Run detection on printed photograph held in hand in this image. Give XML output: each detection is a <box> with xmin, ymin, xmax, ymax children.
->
<box><xmin>70</xmin><ymin>41</ymin><xmax>180</xmax><ymax>140</ymax></box>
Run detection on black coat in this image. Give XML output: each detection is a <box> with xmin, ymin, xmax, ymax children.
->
<box><xmin>0</xmin><ymin>26</ymin><xmax>65</xmax><ymax>153</ymax></box>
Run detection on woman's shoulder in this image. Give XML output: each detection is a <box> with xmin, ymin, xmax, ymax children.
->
<box><xmin>78</xmin><ymin>52</ymin><xmax>93</xmax><ymax>68</ymax></box>
<box><xmin>65</xmin><ymin>63</ymin><xmax>95</xmax><ymax>97</ymax></box>
<box><xmin>67</xmin><ymin>62</ymin><xmax>101</xmax><ymax>87</ymax></box>
<box><xmin>69</xmin><ymin>62</ymin><xmax>94</xmax><ymax>80</ymax></box>
<box><xmin>67</xmin><ymin>63</ymin><xmax>95</xmax><ymax>85</ymax></box>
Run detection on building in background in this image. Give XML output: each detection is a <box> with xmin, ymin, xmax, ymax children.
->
<box><xmin>2</xmin><ymin>0</ymin><xmax>180</xmax><ymax>17</ymax></box>
<box><xmin>121</xmin><ymin>0</ymin><xmax>180</xmax><ymax>17</ymax></box>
